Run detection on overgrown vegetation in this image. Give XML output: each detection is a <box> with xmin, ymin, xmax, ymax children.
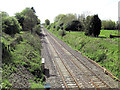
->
<box><xmin>2</xmin><ymin>15</ymin><xmax>22</xmax><ymax>36</ymax></box>
<box><xmin>1</xmin><ymin>7</ymin><xmax>44</xmax><ymax>89</ymax></box>
<box><xmin>102</xmin><ymin>20</ymin><xmax>117</xmax><ymax>30</ymax></box>
<box><xmin>45</xmin><ymin>19</ymin><xmax>50</xmax><ymax>26</ymax></box>
<box><xmin>47</xmin><ymin>28</ymin><xmax>120</xmax><ymax>80</ymax></box>
<box><xmin>2</xmin><ymin>31</ymin><xmax>44</xmax><ymax>88</ymax></box>
<box><xmin>45</xmin><ymin>13</ymin><xmax>119</xmax><ymax>80</ymax></box>
<box><xmin>47</xmin><ymin>13</ymin><xmax>102</xmax><ymax>37</ymax></box>
<box><xmin>58</xmin><ymin>30</ymin><xmax>66</xmax><ymax>37</ymax></box>
<box><xmin>15</xmin><ymin>7</ymin><xmax>40</xmax><ymax>32</ymax></box>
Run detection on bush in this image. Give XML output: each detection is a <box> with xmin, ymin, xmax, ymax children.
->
<box><xmin>33</xmin><ymin>24</ymin><xmax>41</xmax><ymax>34</ymax></box>
<box><xmin>2</xmin><ymin>16</ymin><xmax>22</xmax><ymax>35</ymax></box>
<box><xmin>59</xmin><ymin>30</ymin><xmax>66</xmax><ymax>37</ymax></box>
<box><xmin>65</xmin><ymin>20</ymin><xmax>83</xmax><ymax>31</ymax></box>
<box><xmin>2</xmin><ymin>42</ymin><xmax>11</xmax><ymax>59</ymax></box>
<box><xmin>56</xmin><ymin>26</ymin><xmax>60</xmax><ymax>31</ymax></box>
<box><xmin>45</xmin><ymin>19</ymin><xmax>50</xmax><ymax>26</ymax></box>
<box><xmin>96</xmin><ymin>53</ymin><xmax>107</xmax><ymax>62</ymax></box>
<box><xmin>46</xmin><ymin>25</ymin><xmax>51</xmax><ymax>29</ymax></box>
<box><xmin>15</xmin><ymin>13</ymin><xmax>24</xmax><ymax>28</ymax></box>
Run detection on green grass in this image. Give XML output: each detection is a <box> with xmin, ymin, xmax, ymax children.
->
<box><xmin>99</xmin><ymin>30</ymin><xmax>119</xmax><ymax>42</ymax></box>
<box><xmin>30</xmin><ymin>81</ymin><xmax>44</xmax><ymax>88</ymax></box>
<box><xmin>48</xmin><ymin>28</ymin><xmax>120</xmax><ymax>79</ymax></box>
<box><xmin>2</xmin><ymin>31</ymin><xmax>44</xmax><ymax>88</ymax></box>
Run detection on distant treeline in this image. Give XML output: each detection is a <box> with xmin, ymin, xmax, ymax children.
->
<box><xmin>45</xmin><ymin>13</ymin><xmax>119</xmax><ymax>37</ymax></box>
<box><xmin>102</xmin><ymin>20</ymin><xmax>119</xmax><ymax>30</ymax></box>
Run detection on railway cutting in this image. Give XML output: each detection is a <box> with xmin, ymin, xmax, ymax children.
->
<box><xmin>41</xmin><ymin>27</ymin><xmax>119</xmax><ymax>89</ymax></box>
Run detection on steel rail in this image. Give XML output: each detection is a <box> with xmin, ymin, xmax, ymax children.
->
<box><xmin>45</xmin><ymin>29</ymin><xmax>112</xmax><ymax>88</ymax></box>
<box><xmin>44</xmin><ymin>29</ymin><xmax>81</xmax><ymax>89</ymax></box>
<box><xmin>43</xmin><ymin>29</ymin><xmax>81</xmax><ymax>89</ymax></box>
<box><xmin>45</xmin><ymin>29</ymin><xmax>100</xmax><ymax>88</ymax></box>
<box><xmin>42</xmin><ymin>29</ymin><xmax>68</xmax><ymax>89</ymax></box>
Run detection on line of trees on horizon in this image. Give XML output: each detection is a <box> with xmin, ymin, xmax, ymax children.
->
<box><xmin>45</xmin><ymin>13</ymin><xmax>119</xmax><ymax>37</ymax></box>
<box><xmin>102</xmin><ymin>20</ymin><xmax>119</xmax><ymax>30</ymax></box>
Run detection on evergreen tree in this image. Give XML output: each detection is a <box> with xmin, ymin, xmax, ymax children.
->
<box><xmin>85</xmin><ymin>15</ymin><xmax>101</xmax><ymax>37</ymax></box>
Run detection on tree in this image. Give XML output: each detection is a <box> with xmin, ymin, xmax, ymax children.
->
<box><xmin>54</xmin><ymin>14</ymin><xmax>66</xmax><ymax>22</ymax></box>
<box><xmin>78</xmin><ymin>14</ymin><xmax>86</xmax><ymax>31</ymax></box>
<box><xmin>15</xmin><ymin>7</ymin><xmax>39</xmax><ymax>33</ymax></box>
<box><xmin>92</xmin><ymin>15</ymin><xmax>101</xmax><ymax>37</ymax></box>
<box><xmin>85</xmin><ymin>15</ymin><xmax>93</xmax><ymax>35</ymax></box>
<box><xmin>23</xmin><ymin>9</ymin><xmax>38</xmax><ymax>32</ymax></box>
<box><xmin>85</xmin><ymin>15</ymin><xmax>101</xmax><ymax>37</ymax></box>
<box><xmin>65</xmin><ymin>20</ymin><xmax>83</xmax><ymax>31</ymax></box>
<box><xmin>37</xmin><ymin>19</ymin><xmax>41</xmax><ymax>25</ymax></box>
<box><xmin>15</xmin><ymin>13</ymin><xmax>24</xmax><ymax>28</ymax></box>
<box><xmin>2</xmin><ymin>16</ymin><xmax>22</xmax><ymax>36</ymax></box>
<box><xmin>1</xmin><ymin>11</ymin><xmax>9</xmax><ymax>17</ymax></box>
<box><xmin>31</xmin><ymin>7</ymin><xmax>36</xmax><ymax>13</ymax></box>
<box><xmin>116</xmin><ymin>21</ymin><xmax>120</xmax><ymax>30</ymax></box>
<box><xmin>62</xmin><ymin>14</ymin><xmax>77</xmax><ymax>29</ymax></box>
<box><xmin>54</xmin><ymin>14</ymin><xmax>77</xmax><ymax>30</ymax></box>
<box><xmin>45</xmin><ymin>19</ymin><xmax>50</xmax><ymax>26</ymax></box>
<box><xmin>22</xmin><ymin>8</ymin><xmax>38</xmax><ymax>32</ymax></box>
<box><xmin>102</xmin><ymin>20</ymin><xmax>116</xmax><ymax>30</ymax></box>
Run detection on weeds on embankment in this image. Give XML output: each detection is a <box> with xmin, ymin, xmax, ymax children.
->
<box><xmin>2</xmin><ymin>31</ymin><xmax>44</xmax><ymax>88</ymax></box>
<box><xmin>48</xmin><ymin>29</ymin><xmax>120</xmax><ymax>80</ymax></box>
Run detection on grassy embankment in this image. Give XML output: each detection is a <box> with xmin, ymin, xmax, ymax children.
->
<box><xmin>47</xmin><ymin>28</ymin><xmax>120</xmax><ymax>80</ymax></box>
<box><xmin>2</xmin><ymin>31</ymin><xmax>44</xmax><ymax>88</ymax></box>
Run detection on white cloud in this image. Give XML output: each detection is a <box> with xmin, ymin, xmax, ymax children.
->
<box><xmin>0</xmin><ymin>0</ymin><xmax>119</xmax><ymax>23</ymax></box>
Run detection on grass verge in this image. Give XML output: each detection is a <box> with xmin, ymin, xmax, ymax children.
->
<box><xmin>47</xmin><ymin>28</ymin><xmax>120</xmax><ymax>80</ymax></box>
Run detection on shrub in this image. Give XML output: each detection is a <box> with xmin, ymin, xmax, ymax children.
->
<box><xmin>33</xmin><ymin>24</ymin><xmax>41</xmax><ymax>34</ymax></box>
<box><xmin>2</xmin><ymin>16</ymin><xmax>22</xmax><ymax>35</ymax></box>
<box><xmin>2</xmin><ymin>42</ymin><xmax>11</xmax><ymax>60</ymax></box>
<box><xmin>96</xmin><ymin>53</ymin><xmax>107</xmax><ymax>62</ymax></box>
<box><xmin>15</xmin><ymin>13</ymin><xmax>24</xmax><ymax>28</ymax></box>
<box><xmin>59</xmin><ymin>30</ymin><xmax>66</xmax><ymax>37</ymax></box>
<box><xmin>65</xmin><ymin>20</ymin><xmax>83</xmax><ymax>31</ymax></box>
<box><xmin>56</xmin><ymin>26</ymin><xmax>60</xmax><ymax>31</ymax></box>
<box><xmin>45</xmin><ymin>19</ymin><xmax>50</xmax><ymax>26</ymax></box>
<box><xmin>46</xmin><ymin>25</ymin><xmax>51</xmax><ymax>29</ymax></box>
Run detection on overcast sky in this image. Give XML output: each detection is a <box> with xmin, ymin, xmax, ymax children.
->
<box><xmin>0</xmin><ymin>0</ymin><xmax>119</xmax><ymax>23</ymax></box>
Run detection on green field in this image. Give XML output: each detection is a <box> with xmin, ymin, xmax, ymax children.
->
<box><xmin>2</xmin><ymin>31</ymin><xmax>44</xmax><ymax>88</ymax></box>
<box><xmin>48</xmin><ymin>29</ymin><xmax>120</xmax><ymax>79</ymax></box>
<box><xmin>99</xmin><ymin>30</ymin><xmax>119</xmax><ymax>41</ymax></box>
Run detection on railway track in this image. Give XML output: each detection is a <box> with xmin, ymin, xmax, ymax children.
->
<box><xmin>42</xmin><ymin>27</ymin><xmax>118</xmax><ymax>89</ymax></box>
<box><xmin>42</xmin><ymin>29</ymin><xmax>80</xmax><ymax>89</ymax></box>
